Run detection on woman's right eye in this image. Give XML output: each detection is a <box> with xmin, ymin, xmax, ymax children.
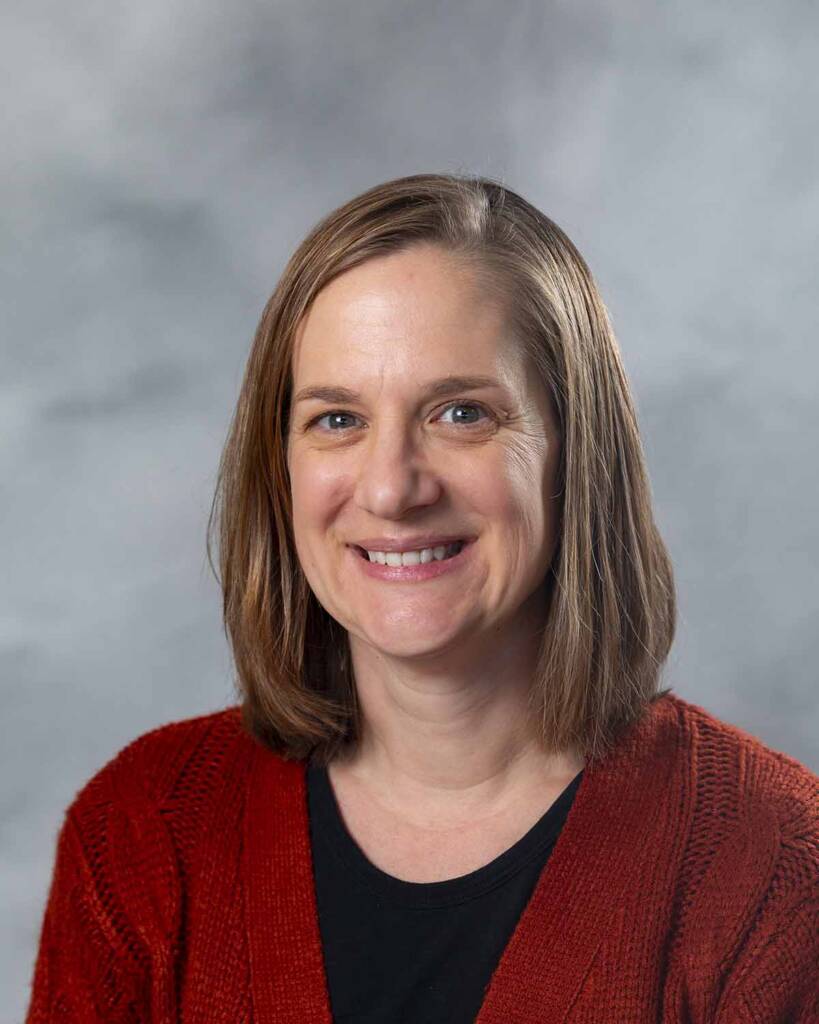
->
<box><xmin>309</xmin><ymin>410</ymin><xmax>360</xmax><ymax>432</ymax></box>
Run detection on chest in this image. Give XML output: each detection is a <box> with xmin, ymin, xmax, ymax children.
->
<box><xmin>325</xmin><ymin>766</ymin><xmax>572</xmax><ymax>883</ymax></box>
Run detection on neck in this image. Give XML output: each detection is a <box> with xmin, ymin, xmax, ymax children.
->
<box><xmin>337</xmin><ymin>609</ymin><xmax>584</xmax><ymax>828</ymax></box>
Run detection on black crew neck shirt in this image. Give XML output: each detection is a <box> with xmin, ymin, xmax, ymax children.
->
<box><xmin>306</xmin><ymin>763</ymin><xmax>583</xmax><ymax>1024</ymax></box>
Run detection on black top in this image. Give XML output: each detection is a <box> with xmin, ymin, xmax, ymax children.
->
<box><xmin>306</xmin><ymin>763</ymin><xmax>583</xmax><ymax>1024</ymax></box>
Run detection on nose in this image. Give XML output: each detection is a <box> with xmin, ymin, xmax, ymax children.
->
<box><xmin>352</xmin><ymin>420</ymin><xmax>442</xmax><ymax>519</ymax></box>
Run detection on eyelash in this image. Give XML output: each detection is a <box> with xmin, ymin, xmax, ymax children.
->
<box><xmin>306</xmin><ymin>400</ymin><xmax>493</xmax><ymax>434</ymax></box>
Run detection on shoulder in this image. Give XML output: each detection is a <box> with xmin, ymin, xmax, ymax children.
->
<box><xmin>38</xmin><ymin>707</ymin><xmax>268</xmax><ymax>969</ymax></box>
<box><xmin>648</xmin><ymin>692</ymin><xmax>818</xmax><ymax>907</ymax></box>
<box><xmin>643</xmin><ymin>694</ymin><xmax>819</xmax><ymax>1000</ymax></box>
<box><xmin>65</xmin><ymin>704</ymin><xmax>262</xmax><ymax>831</ymax></box>
<box><xmin>660</xmin><ymin>691</ymin><xmax>818</xmax><ymax>828</ymax></box>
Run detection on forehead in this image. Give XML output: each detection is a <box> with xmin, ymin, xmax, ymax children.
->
<box><xmin>291</xmin><ymin>245</ymin><xmax>523</xmax><ymax>384</ymax></box>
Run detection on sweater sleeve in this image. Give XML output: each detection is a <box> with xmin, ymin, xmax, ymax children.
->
<box><xmin>714</xmin><ymin>881</ymin><xmax>818</xmax><ymax>1022</ymax></box>
<box><xmin>25</xmin><ymin>737</ymin><xmax>183</xmax><ymax>1024</ymax></box>
<box><xmin>25</xmin><ymin>808</ymin><xmax>151</xmax><ymax>1023</ymax></box>
<box><xmin>714</xmin><ymin>799</ymin><xmax>819</xmax><ymax>1022</ymax></box>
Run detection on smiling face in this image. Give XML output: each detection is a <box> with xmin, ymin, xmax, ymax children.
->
<box><xmin>286</xmin><ymin>243</ymin><xmax>562</xmax><ymax>662</ymax></box>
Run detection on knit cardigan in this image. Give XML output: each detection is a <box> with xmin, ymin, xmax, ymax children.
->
<box><xmin>25</xmin><ymin>691</ymin><xmax>819</xmax><ymax>1023</ymax></box>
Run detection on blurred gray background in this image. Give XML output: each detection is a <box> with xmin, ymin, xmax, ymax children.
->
<box><xmin>3</xmin><ymin>0</ymin><xmax>818</xmax><ymax>1017</ymax></box>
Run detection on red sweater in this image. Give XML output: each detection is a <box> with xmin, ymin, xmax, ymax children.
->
<box><xmin>26</xmin><ymin>692</ymin><xmax>819</xmax><ymax>1022</ymax></box>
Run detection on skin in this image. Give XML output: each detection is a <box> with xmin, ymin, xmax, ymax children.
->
<box><xmin>286</xmin><ymin>243</ymin><xmax>583</xmax><ymax>877</ymax></box>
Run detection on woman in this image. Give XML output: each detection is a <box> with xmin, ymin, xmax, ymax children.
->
<box><xmin>26</xmin><ymin>174</ymin><xmax>818</xmax><ymax>1022</ymax></box>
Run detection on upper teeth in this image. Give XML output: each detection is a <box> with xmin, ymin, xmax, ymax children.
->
<box><xmin>364</xmin><ymin>542</ymin><xmax>463</xmax><ymax>566</ymax></box>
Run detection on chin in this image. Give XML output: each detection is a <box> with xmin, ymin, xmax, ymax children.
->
<box><xmin>362</xmin><ymin>621</ymin><xmax>479</xmax><ymax>661</ymax></box>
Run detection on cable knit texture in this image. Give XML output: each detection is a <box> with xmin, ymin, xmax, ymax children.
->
<box><xmin>25</xmin><ymin>692</ymin><xmax>819</xmax><ymax>1022</ymax></box>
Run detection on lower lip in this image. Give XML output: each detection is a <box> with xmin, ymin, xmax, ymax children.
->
<box><xmin>348</xmin><ymin>541</ymin><xmax>475</xmax><ymax>582</ymax></box>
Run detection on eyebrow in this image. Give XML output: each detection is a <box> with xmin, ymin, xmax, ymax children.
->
<box><xmin>292</xmin><ymin>374</ymin><xmax>505</xmax><ymax>406</ymax></box>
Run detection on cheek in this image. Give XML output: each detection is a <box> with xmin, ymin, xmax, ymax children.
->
<box><xmin>291</xmin><ymin>458</ymin><xmax>341</xmax><ymax>510</ymax></box>
<box><xmin>478</xmin><ymin>442</ymin><xmax>559</xmax><ymax>584</ymax></box>
<box><xmin>494</xmin><ymin>436</ymin><xmax>552</xmax><ymax>524</ymax></box>
<box><xmin>289</xmin><ymin>460</ymin><xmax>353</xmax><ymax>553</ymax></box>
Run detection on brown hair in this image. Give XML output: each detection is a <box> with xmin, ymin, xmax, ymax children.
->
<box><xmin>207</xmin><ymin>172</ymin><xmax>676</xmax><ymax>766</ymax></box>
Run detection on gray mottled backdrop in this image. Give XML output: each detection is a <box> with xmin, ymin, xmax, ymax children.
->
<box><xmin>3</xmin><ymin>1</ymin><xmax>818</xmax><ymax>1017</ymax></box>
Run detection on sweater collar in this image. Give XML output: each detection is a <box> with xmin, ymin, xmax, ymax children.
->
<box><xmin>242</xmin><ymin>692</ymin><xmax>690</xmax><ymax>1023</ymax></box>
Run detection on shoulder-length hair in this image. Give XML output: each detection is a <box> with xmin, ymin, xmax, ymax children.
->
<box><xmin>208</xmin><ymin>172</ymin><xmax>676</xmax><ymax>767</ymax></box>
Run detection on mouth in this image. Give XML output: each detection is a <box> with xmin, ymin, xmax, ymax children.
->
<box><xmin>353</xmin><ymin>539</ymin><xmax>469</xmax><ymax>564</ymax></box>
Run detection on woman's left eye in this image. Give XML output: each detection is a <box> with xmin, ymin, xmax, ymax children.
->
<box><xmin>438</xmin><ymin>402</ymin><xmax>490</xmax><ymax>426</ymax></box>
<box><xmin>309</xmin><ymin>401</ymin><xmax>491</xmax><ymax>433</ymax></box>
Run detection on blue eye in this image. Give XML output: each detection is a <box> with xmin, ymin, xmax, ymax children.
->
<box><xmin>438</xmin><ymin>402</ymin><xmax>488</xmax><ymax>426</ymax></box>
<box><xmin>313</xmin><ymin>411</ymin><xmax>361</xmax><ymax>431</ymax></box>
<box><xmin>308</xmin><ymin>401</ymin><xmax>490</xmax><ymax>433</ymax></box>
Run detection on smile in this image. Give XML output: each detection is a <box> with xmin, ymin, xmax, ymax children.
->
<box><xmin>349</xmin><ymin>539</ymin><xmax>475</xmax><ymax>582</ymax></box>
<box><xmin>355</xmin><ymin>540</ymin><xmax>466</xmax><ymax>566</ymax></box>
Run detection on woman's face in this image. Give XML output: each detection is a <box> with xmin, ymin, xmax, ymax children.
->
<box><xmin>286</xmin><ymin>243</ymin><xmax>561</xmax><ymax>661</ymax></box>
